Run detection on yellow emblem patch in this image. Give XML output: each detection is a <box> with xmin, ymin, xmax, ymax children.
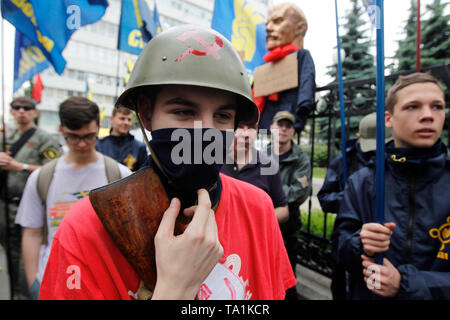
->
<box><xmin>429</xmin><ymin>216</ymin><xmax>450</xmax><ymax>260</ymax></box>
<box><xmin>298</xmin><ymin>175</ymin><xmax>309</xmax><ymax>188</ymax></box>
<box><xmin>123</xmin><ymin>153</ymin><xmax>137</xmax><ymax>170</ymax></box>
<box><xmin>391</xmin><ymin>155</ymin><xmax>406</xmax><ymax>163</ymax></box>
<box><xmin>43</xmin><ymin>146</ymin><xmax>58</xmax><ymax>160</ymax></box>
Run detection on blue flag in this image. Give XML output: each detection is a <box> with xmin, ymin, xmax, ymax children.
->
<box><xmin>211</xmin><ymin>0</ymin><xmax>267</xmax><ymax>82</ymax></box>
<box><xmin>118</xmin><ymin>0</ymin><xmax>162</xmax><ymax>55</ymax></box>
<box><xmin>361</xmin><ymin>0</ymin><xmax>381</xmax><ymax>29</ymax></box>
<box><xmin>1</xmin><ymin>0</ymin><xmax>109</xmax><ymax>74</ymax></box>
<box><xmin>13</xmin><ymin>29</ymin><xmax>50</xmax><ymax>92</ymax></box>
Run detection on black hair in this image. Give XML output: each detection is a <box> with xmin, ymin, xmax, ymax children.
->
<box><xmin>59</xmin><ymin>96</ymin><xmax>99</xmax><ymax>130</ymax></box>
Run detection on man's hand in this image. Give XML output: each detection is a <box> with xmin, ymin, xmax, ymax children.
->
<box><xmin>360</xmin><ymin>222</ymin><xmax>396</xmax><ymax>257</ymax></box>
<box><xmin>0</xmin><ymin>151</ymin><xmax>22</xmax><ymax>171</ymax></box>
<box><xmin>152</xmin><ymin>189</ymin><xmax>223</xmax><ymax>300</ymax></box>
<box><xmin>362</xmin><ymin>255</ymin><xmax>401</xmax><ymax>298</ymax></box>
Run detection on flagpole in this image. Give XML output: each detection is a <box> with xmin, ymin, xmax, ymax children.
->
<box><xmin>375</xmin><ymin>0</ymin><xmax>386</xmax><ymax>266</ymax></box>
<box><xmin>114</xmin><ymin>0</ymin><xmax>124</xmax><ymax>103</ymax></box>
<box><xmin>416</xmin><ymin>0</ymin><xmax>421</xmax><ymax>72</ymax></box>
<box><xmin>334</xmin><ymin>0</ymin><xmax>348</xmax><ymax>185</ymax></box>
<box><xmin>0</xmin><ymin>14</ymin><xmax>14</xmax><ymax>300</ymax></box>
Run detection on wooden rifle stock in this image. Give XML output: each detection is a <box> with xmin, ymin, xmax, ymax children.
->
<box><xmin>89</xmin><ymin>167</ymin><xmax>183</xmax><ymax>292</ymax></box>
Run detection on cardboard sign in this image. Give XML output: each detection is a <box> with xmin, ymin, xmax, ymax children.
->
<box><xmin>253</xmin><ymin>52</ymin><xmax>298</xmax><ymax>97</ymax></box>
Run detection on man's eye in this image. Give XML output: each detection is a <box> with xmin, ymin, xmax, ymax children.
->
<box><xmin>215</xmin><ymin>112</ymin><xmax>233</xmax><ymax>121</ymax></box>
<box><xmin>405</xmin><ymin>105</ymin><xmax>418</xmax><ymax>110</ymax></box>
<box><xmin>173</xmin><ymin>109</ymin><xmax>195</xmax><ymax>116</ymax></box>
<box><xmin>432</xmin><ymin>104</ymin><xmax>444</xmax><ymax>110</ymax></box>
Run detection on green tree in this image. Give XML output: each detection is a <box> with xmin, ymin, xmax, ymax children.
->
<box><xmin>421</xmin><ymin>0</ymin><xmax>450</xmax><ymax>68</ymax></box>
<box><xmin>327</xmin><ymin>0</ymin><xmax>375</xmax><ymax>81</ymax></box>
<box><xmin>395</xmin><ymin>0</ymin><xmax>418</xmax><ymax>72</ymax></box>
<box><xmin>318</xmin><ymin>0</ymin><xmax>375</xmax><ymax>149</ymax></box>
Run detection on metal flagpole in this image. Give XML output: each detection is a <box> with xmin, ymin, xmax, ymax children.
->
<box><xmin>334</xmin><ymin>0</ymin><xmax>348</xmax><ymax>185</ymax></box>
<box><xmin>375</xmin><ymin>0</ymin><xmax>386</xmax><ymax>266</ymax></box>
<box><xmin>0</xmin><ymin>13</ymin><xmax>14</xmax><ymax>299</ymax></box>
<box><xmin>416</xmin><ymin>0</ymin><xmax>421</xmax><ymax>72</ymax></box>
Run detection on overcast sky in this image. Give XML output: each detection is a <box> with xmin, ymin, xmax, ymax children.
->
<box><xmin>0</xmin><ymin>0</ymin><xmax>446</xmax><ymax>114</ymax></box>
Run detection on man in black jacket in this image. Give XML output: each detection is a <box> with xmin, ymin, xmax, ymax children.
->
<box><xmin>267</xmin><ymin>111</ymin><xmax>311</xmax><ymax>299</ymax></box>
<box><xmin>334</xmin><ymin>73</ymin><xmax>450</xmax><ymax>299</ymax></box>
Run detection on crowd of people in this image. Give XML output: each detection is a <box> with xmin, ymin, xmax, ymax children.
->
<box><xmin>0</xmin><ymin>3</ymin><xmax>448</xmax><ymax>301</ymax></box>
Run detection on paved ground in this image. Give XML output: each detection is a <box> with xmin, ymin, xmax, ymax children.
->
<box><xmin>0</xmin><ymin>245</ymin><xmax>10</xmax><ymax>299</ymax></box>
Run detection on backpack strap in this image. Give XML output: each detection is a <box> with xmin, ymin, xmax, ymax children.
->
<box><xmin>36</xmin><ymin>156</ymin><xmax>121</xmax><ymax>245</ymax></box>
<box><xmin>103</xmin><ymin>155</ymin><xmax>121</xmax><ymax>183</ymax></box>
<box><xmin>37</xmin><ymin>158</ymin><xmax>59</xmax><ymax>245</ymax></box>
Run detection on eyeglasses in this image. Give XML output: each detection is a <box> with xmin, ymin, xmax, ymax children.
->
<box><xmin>11</xmin><ymin>105</ymin><xmax>35</xmax><ymax>111</ymax></box>
<box><xmin>63</xmin><ymin>132</ymin><xmax>97</xmax><ymax>144</ymax></box>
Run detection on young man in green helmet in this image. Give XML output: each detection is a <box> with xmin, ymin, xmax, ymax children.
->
<box><xmin>39</xmin><ymin>26</ymin><xmax>296</xmax><ymax>300</ymax></box>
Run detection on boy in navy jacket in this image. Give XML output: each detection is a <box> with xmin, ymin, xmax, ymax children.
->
<box><xmin>334</xmin><ymin>73</ymin><xmax>450</xmax><ymax>299</ymax></box>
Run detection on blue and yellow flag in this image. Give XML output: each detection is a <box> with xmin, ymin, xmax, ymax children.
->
<box><xmin>1</xmin><ymin>0</ymin><xmax>109</xmax><ymax>74</ymax></box>
<box><xmin>85</xmin><ymin>80</ymin><xmax>93</xmax><ymax>101</ymax></box>
<box><xmin>118</xmin><ymin>0</ymin><xmax>162</xmax><ymax>55</ymax></box>
<box><xmin>13</xmin><ymin>29</ymin><xmax>50</xmax><ymax>92</ymax></box>
<box><xmin>211</xmin><ymin>0</ymin><xmax>267</xmax><ymax>82</ymax></box>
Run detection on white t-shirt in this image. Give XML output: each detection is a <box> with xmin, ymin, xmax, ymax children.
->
<box><xmin>15</xmin><ymin>154</ymin><xmax>132</xmax><ymax>282</ymax></box>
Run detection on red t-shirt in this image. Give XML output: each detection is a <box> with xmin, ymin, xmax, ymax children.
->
<box><xmin>39</xmin><ymin>173</ymin><xmax>296</xmax><ymax>300</ymax></box>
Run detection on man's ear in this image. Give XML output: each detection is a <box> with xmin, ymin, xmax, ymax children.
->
<box><xmin>385</xmin><ymin>111</ymin><xmax>393</xmax><ymax>129</ymax></box>
<box><xmin>57</xmin><ymin>125</ymin><xmax>62</xmax><ymax>133</ymax></box>
<box><xmin>137</xmin><ymin>94</ymin><xmax>152</xmax><ymax>131</ymax></box>
<box><xmin>295</xmin><ymin>21</ymin><xmax>307</xmax><ymax>38</ymax></box>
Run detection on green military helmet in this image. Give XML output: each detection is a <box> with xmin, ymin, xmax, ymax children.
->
<box><xmin>115</xmin><ymin>25</ymin><xmax>259</xmax><ymax>127</ymax></box>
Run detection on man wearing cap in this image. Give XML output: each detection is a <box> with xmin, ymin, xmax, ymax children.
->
<box><xmin>268</xmin><ymin>110</ymin><xmax>311</xmax><ymax>299</ymax></box>
<box><xmin>39</xmin><ymin>26</ymin><xmax>296</xmax><ymax>300</ymax></box>
<box><xmin>318</xmin><ymin>112</ymin><xmax>392</xmax><ymax>300</ymax></box>
<box><xmin>0</xmin><ymin>97</ymin><xmax>61</xmax><ymax>299</ymax></box>
<box><xmin>318</xmin><ymin>112</ymin><xmax>393</xmax><ymax>215</ymax></box>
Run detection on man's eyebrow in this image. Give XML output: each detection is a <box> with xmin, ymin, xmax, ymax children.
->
<box><xmin>217</xmin><ymin>104</ymin><xmax>237</xmax><ymax>111</ymax></box>
<box><xmin>163</xmin><ymin>97</ymin><xmax>237</xmax><ymax>111</ymax></box>
<box><xmin>164</xmin><ymin>97</ymin><xmax>198</xmax><ymax>108</ymax></box>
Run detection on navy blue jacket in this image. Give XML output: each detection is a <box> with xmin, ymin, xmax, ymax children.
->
<box><xmin>257</xmin><ymin>49</ymin><xmax>316</xmax><ymax>132</ymax></box>
<box><xmin>318</xmin><ymin>139</ymin><xmax>374</xmax><ymax>214</ymax></box>
<box><xmin>334</xmin><ymin>141</ymin><xmax>450</xmax><ymax>299</ymax></box>
<box><xmin>96</xmin><ymin>132</ymin><xmax>148</xmax><ymax>172</ymax></box>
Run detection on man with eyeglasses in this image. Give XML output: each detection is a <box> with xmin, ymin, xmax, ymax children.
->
<box><xmin>0</xmin><ymin>97</ymin><xmax>61</xmax><ymax>299</ymax></box>
<box><xmin>15</xmin><ymin>97</ymin><xmax>131</xmax><ymax>299</ymax></box>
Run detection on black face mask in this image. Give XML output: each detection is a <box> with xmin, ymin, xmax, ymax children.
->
<box><xmin>148</xmin><ymin>128</ymin><xmax>235</xmax><ymax>211</ymax></box>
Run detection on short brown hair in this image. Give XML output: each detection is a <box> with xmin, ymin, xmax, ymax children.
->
<box><xmin>59</xmin><ymin>96</ymin><xmax>99</xmax><ymax>130</ymax></box>
<box><xmin>112</xmin><ymin>106</ymin><xmax>133</xmax><ymax>116</ymax></box>
<box><xmin>10</xmin><ymin>96</ymin><xmax>37</xmax><ymax>108</ymax></box>
<box><xmin>386</xmin><ymin>72</ymin><xmax>444</xmax><ymax>113</ymax></box>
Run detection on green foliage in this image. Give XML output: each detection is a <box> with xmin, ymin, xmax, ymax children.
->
<box><xmin>421</xmin><ymin>0</ymin><xmax>450</xmax><ymax>67</ymax></box>
<box><xmin>395</xmin><ymin>0</ymin><xmax>419</xmax><ymax>72</ymax></box>
<box><xmin>300</xmin><ymin>209</ymin><xmax>336</xmax><ymax>240</ymax></box>
<box><xmin>395</xmin><ymin>0</ymin><xmax>450</xmax><ymax>71</ymax></box>
<box><xmin>304</xmin><ymin>143</ymin><xmax>334</xmax><ymax>167</ymax></box>
<box><xmin>327</xmin><ymin>0</ymin><xmax>375</xmax><ymax>81</ymax></box>
<box><xmin>313</xmin><ymin>167</ymin><xmax>327</xmax><ymax>179</ymax></box>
